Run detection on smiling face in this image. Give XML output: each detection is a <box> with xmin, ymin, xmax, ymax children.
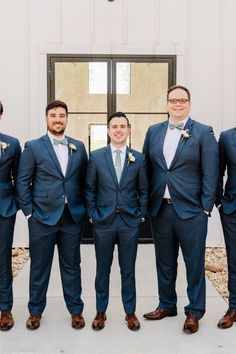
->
<box><xmin>167</xmin><ymin>88</ymin><xmax>191</xmax><ymax>122</ymax></box>
<box><xmin>108</xmin><ymin>116</ymin><xmax>130</xmax><ymax>148</ymax></box>
<box><xmin>45</xmin><ymin>106</ymin><xmax>68</xmax><ymax>137</ymax></box>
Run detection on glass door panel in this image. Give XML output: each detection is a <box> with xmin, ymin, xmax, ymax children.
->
<box><xmin>128</xmin><ymin>113</ymin><xmax>168</xmax><ymax>151</ymax></box>
<box><xmin>55</xmin><ymin>62</ymin><xmax>108</xmax><ymax>113</ymax></box>
<box><xmin>65</xmin><ymin>113</ymin><xmax>107</xmax><ymax>153</ymax></box>
<box><xmin>116</xmin><ymin>62</ymin><xmax>169</xmax><ymax>113</ymax></box>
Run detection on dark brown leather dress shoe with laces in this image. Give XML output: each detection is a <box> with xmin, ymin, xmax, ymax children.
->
<box><xmin>143</xmin><ymin>308</ymin><xmax>177</xmax><ymax>320</ymax></box>
<box><xmin>92</xmin><ymin>312</ymin><xmax>106</xmax><ymax>331</ymax></box>
<box><xmin>71</xmin><ymin>314</ymin><xmax>85</xmax><ymax>329</ymax></box>
<box><xmin>218</xmin><ymin>309</ymin><xmax>236</xmax><ymax>329</ymax></box>
<box><xmin>26</xmin><ymin>314</ymin><xmax>42</xmax><ymax>330</ymax></box>
<box><xmin>0</xmin><ymin>311</ymin><xmax>14</xmax><ymax>331</ymax></box>
<box><xmin>183</xmin><ymin>313</ymin><xmax>199</xmax><ymax>333</ymax></box>
<box><xmin>125</xmin><ymin>313</ymin><xmax>140</xmax><ymax>331</ymax></box>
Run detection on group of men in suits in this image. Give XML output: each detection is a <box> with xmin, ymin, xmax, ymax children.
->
<box><xmin>0</xmin><ymin>84</ymin><xmax>236</xmax><ymax>334</ymax></box>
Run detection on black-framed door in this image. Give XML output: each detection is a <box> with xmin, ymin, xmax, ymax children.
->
<box><xmin>47</xmin><ymin>54</ymin><xmax>176</xmax><ymax>242</ymax></box>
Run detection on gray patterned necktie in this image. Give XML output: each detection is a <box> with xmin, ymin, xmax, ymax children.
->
<box><xmin>114</xmin><ymin>150</ymin><xmax>122</xmax><ymax>183</ymax></box>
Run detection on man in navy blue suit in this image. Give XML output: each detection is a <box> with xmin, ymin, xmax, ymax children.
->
<box><xmin>85</xmin><ymin>112</ymin><xmax>148</xmax><ymax>331</ymax></box>
<box><xmin>216</xmin><ymin>128</ymin><xmax>236</xmax><ymax>329</ymax></box>
<box><xmin>143</xmin><ymin>85</ymin><xmax>219</xmax><ymax>333</ymax></box>
<box><xmin>17</xmin><ymin>100</ymin><xmax>87</xmax><ymax>330</ymax></box>
<box><xmin>0</xmin><ymin>101</ymin><xmax>21</xmax><ymax>331</ymax></box>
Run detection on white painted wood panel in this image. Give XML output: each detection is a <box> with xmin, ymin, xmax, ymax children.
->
<box><xmin>1</xmin><ymin>0</ymin><xmax>236</xmax><ymax>245</ymax></box>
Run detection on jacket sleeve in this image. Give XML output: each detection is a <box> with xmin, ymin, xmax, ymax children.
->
<box><xmin>85</xmin><ymin>153</ymin><xmax>97</xmax><ymax>220</ymax></box>
<box><xmin>142</xmin><ymin>127</ymin><xmax>153</xmax><ymax>184</ymax></box>
<box><xmin>215</xmin><ymin>133</ymin><xmax>226</xmax><ymax>207</ymax></box>
<box><xmin>200</xmin><ymin>126</ymin><xmax>219</xmax><ymax>212</ymax></box>
<box><xmin>16</xmin><ymin>142</ymin><xmax>35</xmax><ymax>216</ymax></box>
<box><xmin>137</xmin><ymin>155</ymin><xmax>149</xmax><ymax>218</ymax></box>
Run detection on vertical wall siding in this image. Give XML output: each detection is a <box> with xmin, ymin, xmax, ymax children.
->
<box><xmin>1</xmin><ymin>0</ymin><xmax>235</xmax><ymax>245</ymax></box>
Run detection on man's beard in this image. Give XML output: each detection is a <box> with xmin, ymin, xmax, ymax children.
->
<box><xmin>48</xmin><ymin>126</ymin><xmax>66</xmax><ymax>136</ymax></box>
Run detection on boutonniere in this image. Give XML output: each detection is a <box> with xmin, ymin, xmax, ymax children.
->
<box><xmin>0</xmin><ymin>141</ymin><xmax>10</xmax><ymax>153</ymax></box>
<box><xmin>68</xmin><ymin>143</ymin><xmax>77</xmax><ymax>154</ymax></box>
<box><xmin>181</xmin><ymin>129</ymin><xmax>191</xmax><ymax>141</ymax></box>
<box><xmin>127</xmin><ymin>151</ymin><xmax>135</xmax><ymax>166</ymax></box>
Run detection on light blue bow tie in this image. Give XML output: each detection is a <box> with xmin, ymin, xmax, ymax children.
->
<box><xmin>169</xmin><ymin>122</ymin><xmax>184</xmax><ymax>130</ymax></box>
<box><xmin>53</xmin><ymin>137</ymin><xmax>68</xmax><ymax>146</ymax></box>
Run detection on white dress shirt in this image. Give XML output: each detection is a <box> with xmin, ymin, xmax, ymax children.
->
<box><xmin>163</xmin><ymin>117</ymin><xmax>189</xmax><ymax>198</ymax></box>
<box><xmin>110</xmin><ymin>143</ymin><xmax>127</xmax><ymax>171</ymax></box>
<box><xmin>48</xmin><ymin>132</ymin><xmax>68</xmax><ymax>177</ymax></box>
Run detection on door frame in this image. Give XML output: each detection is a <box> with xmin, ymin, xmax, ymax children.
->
<box><xmin>47</xmin><ymin>54</ymin><xmax>176</xmax><ymax>243</ymax></box>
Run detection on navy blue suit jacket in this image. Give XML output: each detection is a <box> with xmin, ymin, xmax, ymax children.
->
<box><xmin>216</xmin><ymin>128</ymin><xmax>236</xmax><ymax>214</ymax></box>
<box><xmin>17</xmin><ymin>134</ymin><xmax>87</xmax><ymax>225</ymax></box>
<box><xmin>85</xmin><ymin>145</ymin><xmax>149</xmax><ymax>227</ymax></box>
<box><xmin>143</xmin><ymin>118</ymin><xmax>219</xmax><ymax>219</ymax></box>
<box><xmin>0</xmin><ymin>133</ymin><xmax>21</xmax><ymax>217</ymax></box>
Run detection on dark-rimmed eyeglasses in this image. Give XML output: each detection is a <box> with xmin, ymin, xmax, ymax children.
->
<box><xmin>168</xmin><ymin>98</ymin><xmax>189</xmax><ymax>104</ymax></box>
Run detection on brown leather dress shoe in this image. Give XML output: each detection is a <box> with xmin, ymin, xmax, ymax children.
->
<box><xmin>92</xmin><ymin>312</ymin><xmax>106</xmax><ymax>331</ymax></box>
<box><xmin>125</xmin><ymin>313</ymin><xmax>140</xmax><ymax>331</ymax></box>
<box><xmin>71</xmin><ymin>314</ymin><xmax>85</xmax><ymax>329</ymax></box>
<box><xmin>143</xmin><ymin>308</ymin><xmax>177</xmax><ymax>320</ymax></box>
<box><xmin>183</xmin><ymin>313</ymin><xmax>199</xmax><ymax>333</ymax></box>
<box><xmin>218</xmin><ymin>309</ymin><xmax>236</xmax><ymax>329</ymax></box>
<box><xmin>26</xmin><ymin>315</ymin><xmax>42</xmax><ymax>330</ymax></box>
<box><xmin>0</xmin><ymin>311</ymin><xmax>14</xmax><ymax>331</ymax></box>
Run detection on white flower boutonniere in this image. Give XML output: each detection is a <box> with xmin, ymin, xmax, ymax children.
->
<box><xmin>0</xmin><ymin>141</ymin><xmax>10</xmax><ymax>153</ymax></box>
<box><xmin>127</xmin><ymin>151</ymin><xmax>135</xmax><ymax>166</ymax></box>
<box><xmin>68</xmin><ymin>143</ymin><xmax>77</xmax><ymax>155</ymax></box>
<box><xmin>181</xmin><ymin>129</ymin><xmax>191</xmax><ymax>141</ymax></box>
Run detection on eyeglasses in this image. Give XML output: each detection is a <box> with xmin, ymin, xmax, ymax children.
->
<box><xmin>168</xmin><ymin>98</ymin><xmax>189</xmax><ymax>104</ymax></box>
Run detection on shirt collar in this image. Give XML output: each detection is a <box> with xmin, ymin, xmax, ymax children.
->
<box><xmin>47</xmin><ymin>131</ymin><xmax>66</xmax><ymax>145</ymax></box>
<box><xmin>169</xmin><ymin>116</ymin><xmax>189</xmax><ymax>128</ymax></box>
<box><xmin>110</xmin><ymin>143</ymin><xmax>127</xmax><ymax>154</ymax></box>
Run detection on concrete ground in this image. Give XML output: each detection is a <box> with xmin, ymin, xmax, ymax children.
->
<box><xmin>0</xmin><ymin>245</ymin><xmax>235</xmax><ymax>354</ymax></box>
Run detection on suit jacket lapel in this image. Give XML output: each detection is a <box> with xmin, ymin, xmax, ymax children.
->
<box><xmin>233</xmin><ymin>130</ymin><xmax>236</xmax><ymax>147</ymax></box>
<box><xmin>159</xmin><ymin>121</ymin><xmax>168</xmax><ymax>169</ymax></box>
<box><xmin>105</xmin><ymin>145</ymin><xmax>118</xmax><ymax>185</ymax></box>
<box><xmin>42</xmin><ymin>135</ymin><xmax>64</xmax><ymax>176</ymax></box>
<box><xmin>170</xmin><ymin>118</ymin><xmax>194</xmax><ymax>168</ymax></box>
<box><xmin>119</xmin><ymin>147</ymin><xmax>129</xmax><ymax>187</ymax></box>
<box><xmin>0</xmin><ymin>133</ymin><xmax>3</xmax><ymax>162</ymax></box>
<box><xmin>65</xmin><ymin>137</ymin><xmax>73</xmax><ymax>177</ymax></box>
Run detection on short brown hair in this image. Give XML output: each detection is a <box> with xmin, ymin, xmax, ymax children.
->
<box><xmin>167</xmin><ymin>85</ymin><xmax>191</xmax><ymax>101</ymax></box>
<box><xmin>0</xmin><ymin>101</ymin><xmax>3</xmax><ymax>115</ymax></box>
<box><xmin>108</xmin><ymin>111</ymin><xmax>130</xmax><ymax>127</ymax></box>
<box><xmin>46</xmin><ymin>100</ymin><xmax>68</xmax><ymax>116</ymax></box>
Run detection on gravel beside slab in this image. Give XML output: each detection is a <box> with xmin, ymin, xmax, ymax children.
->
<box><xmin>11</xmin><ymin>247</ymin><xmax>229</xmax><ymax>300</ymax></box>
<box><xmin>205</xmin><ymin>247</ymin><xmax>228</xmax><ymax>300</ymax></box>
<box><xmin>12</xmin><ymin>248</ymin><xmax>29</xmax><ymax>278</ymax></box>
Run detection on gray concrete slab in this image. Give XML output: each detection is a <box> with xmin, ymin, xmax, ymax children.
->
<box><xmin>0</xmin><ymin>245</ymin><xmax>233</xmax><ymax>354</ymax></box>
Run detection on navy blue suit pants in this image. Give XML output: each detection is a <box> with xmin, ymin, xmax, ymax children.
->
<box><xmin>0</xmin><ymin>215</ymin><xmax>16</xmax><ymax>311</ymax></box>
<box><xmin>220</xmin><ymin>209</ymin><xmax>236</xmax><ymax>309</ymax></box>
<box><xmin>28</xmin><ymin>205</ymin><xmax>83</xmax><ymax>315</ymax></box>
<box><xmin>152</xmin><ymin>201</ymin><xmax>208</xmax><ymax>319</ymax></box>
<box><xmin>93</xmin><ymin>215</ymin><xmax>140</xmax><ymax>314</ymax></box>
